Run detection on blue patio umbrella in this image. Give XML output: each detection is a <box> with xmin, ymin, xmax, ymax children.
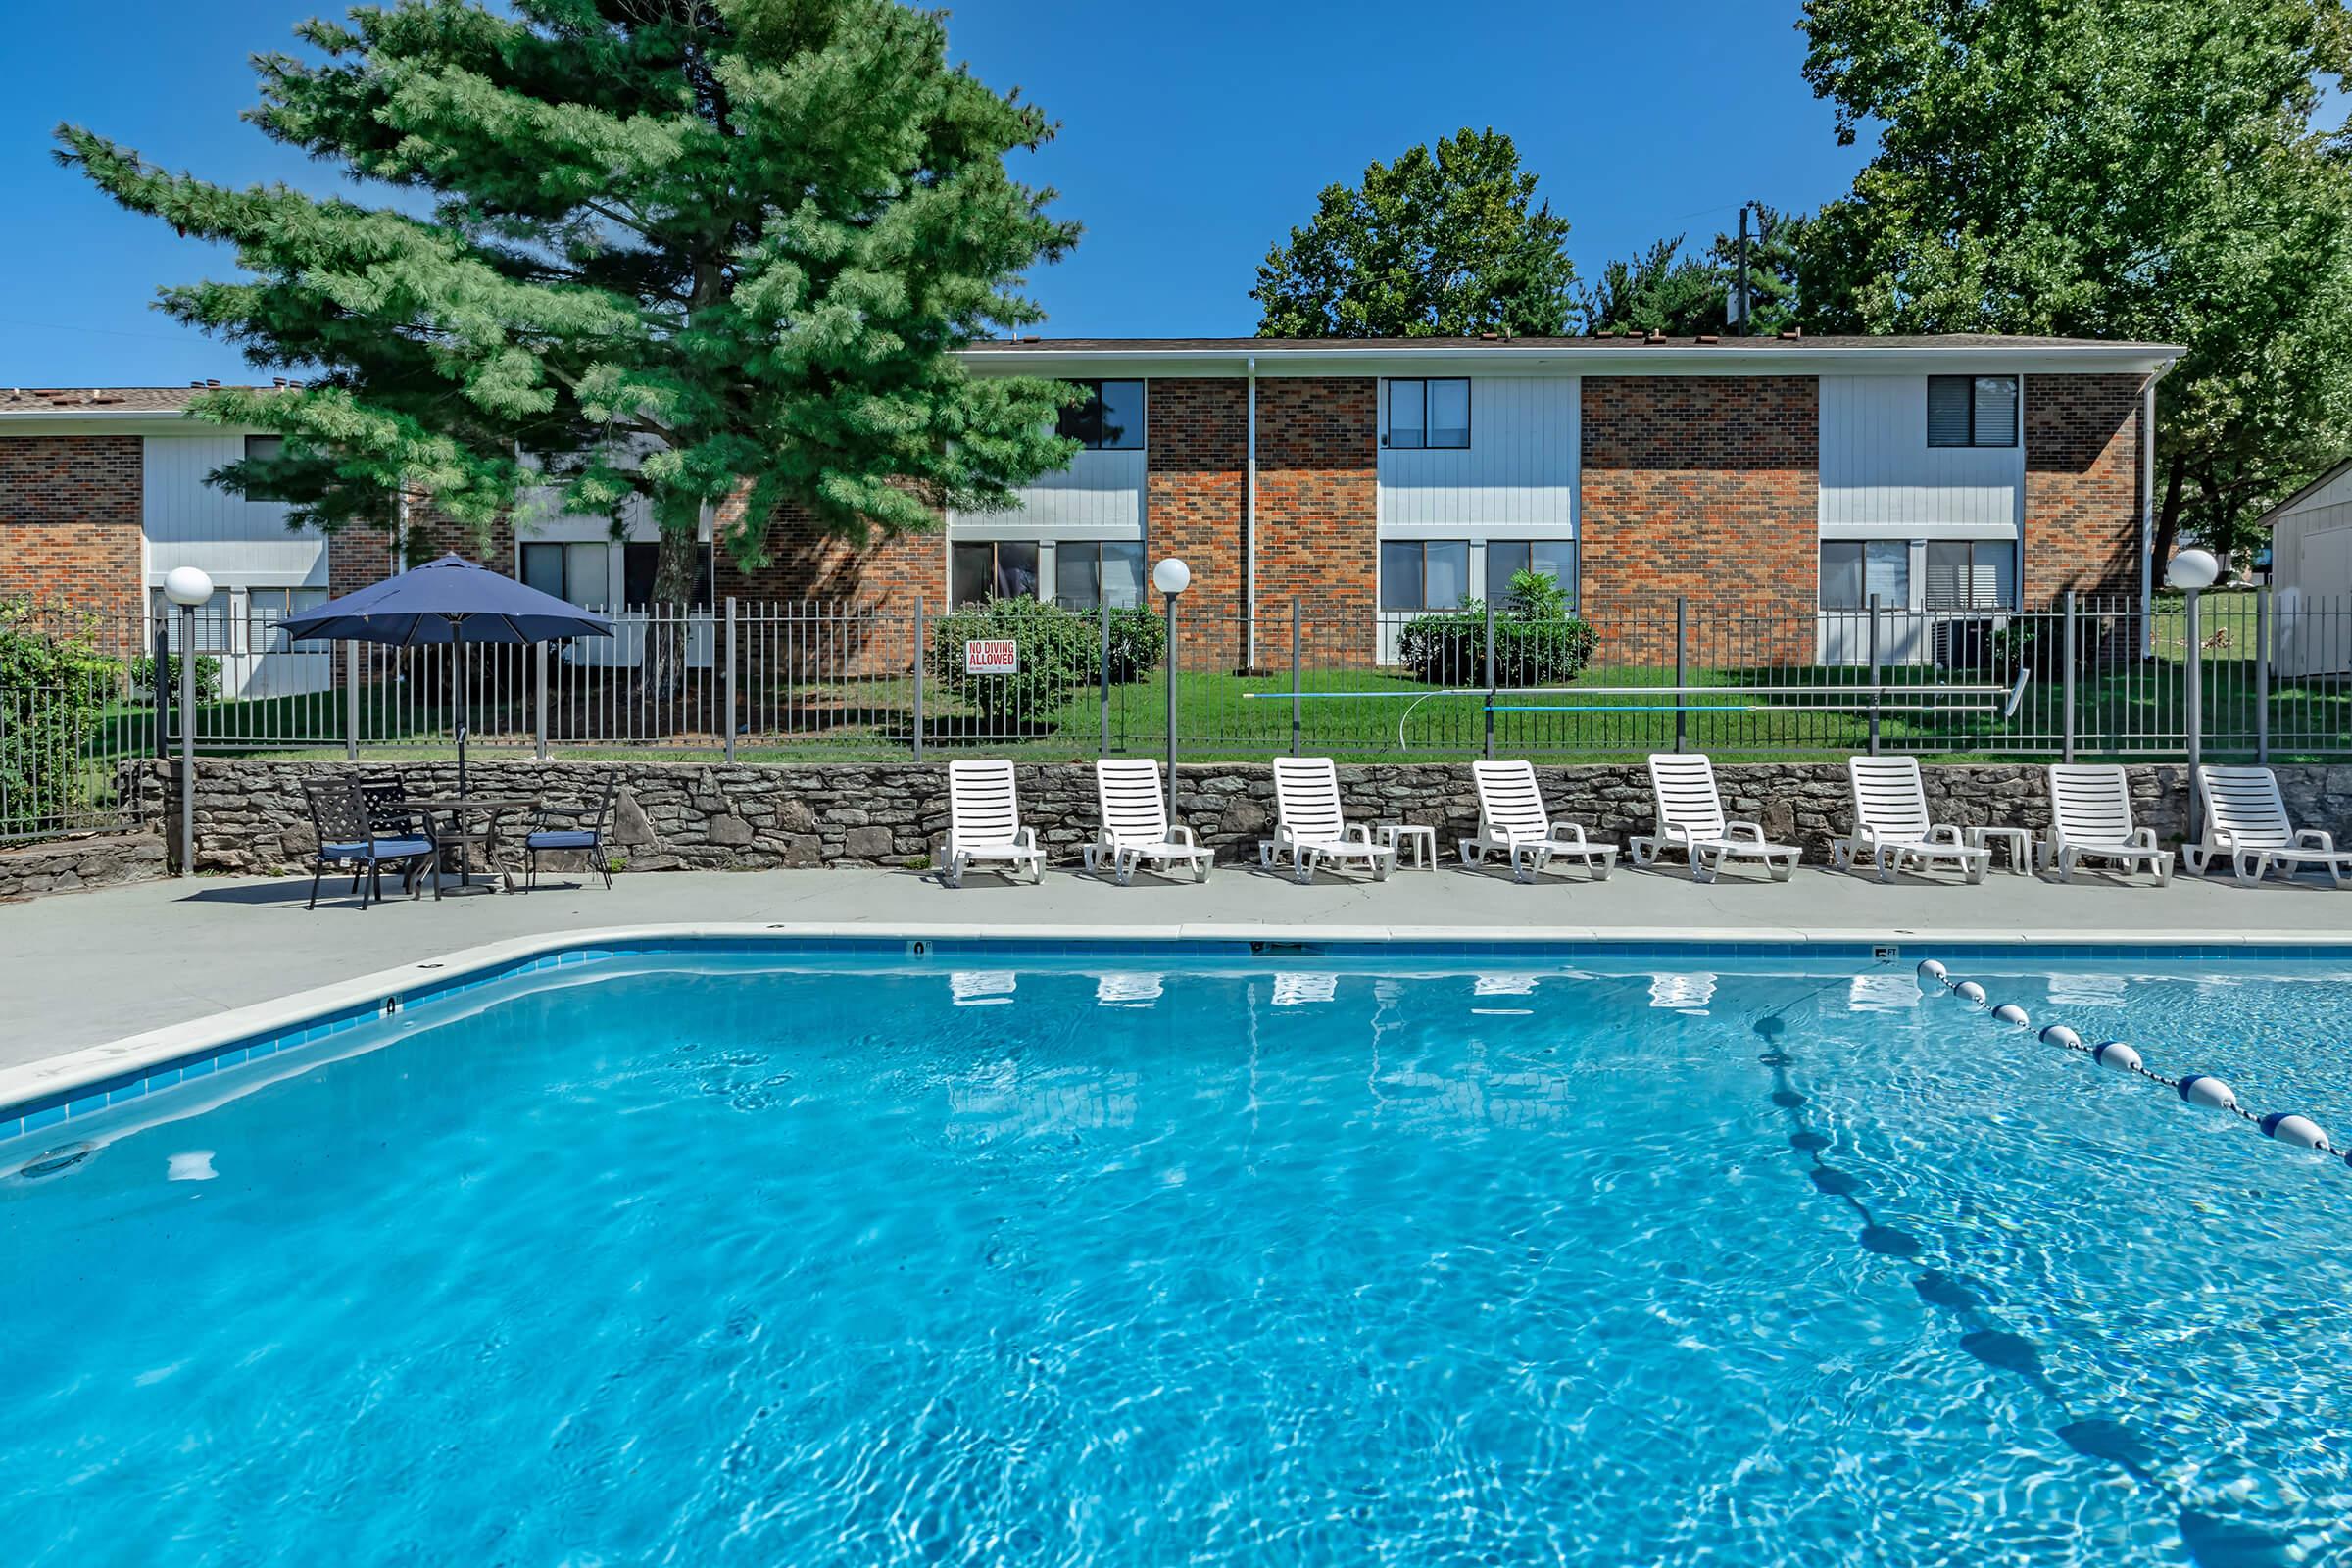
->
<box><xmin>281</xmin><ymin>553</ymin><xmax>612</xmax><ymax>794</ymax></box>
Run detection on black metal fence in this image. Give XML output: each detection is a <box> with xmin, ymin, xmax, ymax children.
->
<box><xmin>5</xmin><ymin>588</ymin><xmax>2346</xmax><ymax>844</ymax></box>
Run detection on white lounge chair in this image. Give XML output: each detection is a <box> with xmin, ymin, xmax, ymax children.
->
<box><xmin>1262</xmin><ymin>758</ymin><xmax>1395</xmax><ymax>884</ymax></box>
<box><xmin>941</xmin><ymin>760</ymin><xmax>1043</xmax><ymax>887</ymax></box>
<box><xmin>1084</xmin><ymin>759</ymin><xmax>1212</xmax><ymax>885</ymax></box>
<box><xmin>1830</xmin><ymin>756</ymin><xmax>1990</xmax><ymax>884</ymax></box>
<box><xmin>1459</xmin><ymin>760</ymin><xmax>1617</xmax><ymax>882</ymax></box>
<box><xmin>1629</xmin><ymin>754</ymin><xmax>1800</xmax><ymax>882</ymax></box>
<box><xmin>2040</xmin><ymin>764</ymin><xmax>2174</xmax><ymax>884</ymax></box>
<box><xmin>2187</xmin><ymin>765</ymin><xmax>2352</xmax><ymax>886</ymax></box>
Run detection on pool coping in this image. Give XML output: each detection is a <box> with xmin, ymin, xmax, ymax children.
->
<box><xmin>8</xmin><ymin>917</ymin><xmax>2352</xmax><ymax>1141</ymax></box>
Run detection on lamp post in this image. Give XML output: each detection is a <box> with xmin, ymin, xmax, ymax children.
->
<box><xmin>2167</xmin><ymin>548</ymin><xmax>2221</xmax><ymax>842</ymax></box>
<box><xmin>162</xmin><ymin>566</ymin><xmax>215</xmax><ymax>878</ymax></box>
<box><xmin>1152</xmin><ymin>557</ymin><xmax>1191</xmax><ymax>799</ymax></box>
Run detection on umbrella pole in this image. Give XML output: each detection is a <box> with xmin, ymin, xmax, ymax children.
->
<box><xmin>458</xmin><ymin>638</ymin><xmax>469</xmax><ymax>800</ymax></box>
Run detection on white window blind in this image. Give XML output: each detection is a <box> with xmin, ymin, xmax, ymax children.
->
<box><xmin>1971</xmin><ymin>376</ymin><xmax>2019</xmax><ymax>446</ymax></box>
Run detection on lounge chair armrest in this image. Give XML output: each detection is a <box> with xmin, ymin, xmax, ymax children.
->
<box><xmin>1553</xmin><ymin>823</ymin><xmax>1589</xmax><ymax>845</ymax></box>
<box><xmin>1659</xmin><ymin>821</ymin><xmax>1696</xmax><ymax>846</ymax></box>
<box><xmin>2206</xmin><ymin>827</ymin><xmax>2237</xmax><ymax>850</ymax></box>
<box><xmin>1723</xmin><ymin>821</ymin><xmax>1766</xmax><ymax>843</ymax></box>
<box><xmin>1342</xmin><ymin>823</ymin><xmax>1374</xmax><ymax>844</ymax></box>
<box><xmin>2295</xmin><ymin>828</ymin><xmax>2337</xmax><ymax>852</ymax></box>
<box><xmin>1168</xmin><ymin>824</ymin><xmax>1198</xmax><ymax>846</ymax></box>
<box><xmin>1926</xmin><ymin>823</ymin><xmax>1966</xmax><ymax>846</ymax></box>
<box><xmin>1016</xmin><ymin>827</ymin><xmax>1038</xmax><ymax>851</ymax></box>
<box><xmin>2128</xmin><ymin>827</ymin><xmax>2158</xmax><ymax>850</ymax></box>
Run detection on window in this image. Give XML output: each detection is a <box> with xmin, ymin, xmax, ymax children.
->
<box><xmin>1386</xmin><ymin>378</ymin><xmax>1471</xmax><ymax>450</ymax></box>
<box><xmin>951</xmin><ymin>540</ymin><xmax>1042</xmax><ymax>607</ymax></box>
<box><xmin>1380</xmin><ymin>539</ymin><xmax>1471</xmax><ymax>611</ymax></box>
<box><xmin>1054</xmin><ymin>541</ymin><xmax>1144</xmax><ymax>609</ymax></box>
<box><xmin>1485</xmin><ymin>539</ymin><xmax>1580</xmax><ymax>607</ymax></box>
<box><xmin>1054</xmin><ymin>380</ymin><xmax>1146</xmax><ymax>450</ymax></box>
<box><xmin>1925</xmin><ymin>540</ymin><xmax>2015</xmax><ymax>610</ymax></box>
<box><xmin>621</xmin><ymin>541</ymin><xmax>713</xmax><ymax>609</ymax></box>
<box><xmin>1927</xmin><ymin>375</ymin><xmax>2019</xmax><ymax>447</ymax></box>
<box><xmin>1820</xmin><ymin>540</ymin><xmax>1911</xmax><ymax>611</ymax></box>
<box><xmin>520</xmin><ymin>541</ymin><xmax>611</xmax><ymax>609</ymax></box>
<box><xmin>250</xmin><ymin>586</ymin><xmax>328</xmax><ymax>651</ymax></box>
<box><xmin>244</xmin><ymin>433</ymin><xmax>284</xmax><ymax>464</ymax></box>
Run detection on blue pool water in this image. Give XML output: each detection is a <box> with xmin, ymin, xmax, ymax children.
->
<box><xmin>4</xmin><ymin>947</ymin><xmax>2350</xmax><ymax>1566</ymax></box>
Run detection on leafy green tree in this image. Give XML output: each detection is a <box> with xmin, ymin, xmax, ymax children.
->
<box><xmin>1252</xmin><ymin>128</ymin><xmax>1576</xmax><ymax>337</ymax></box>
<box><xmin>60</xmin><ymin>0</ymin><xmax>1082</xmax><ymax>694</ymax></box>
<box><xmin>1581</xmin><ymin>206</ymin><xmax>1809</xmax><ymax>336</ymax></box>
<box><xmin>1797</xmin><ymin>0</ymin><xmax>2352</xmax><ymax>572</ymax></box>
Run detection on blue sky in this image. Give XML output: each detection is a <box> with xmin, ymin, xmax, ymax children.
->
<box><xmin>0</xmin><ymin>1</ymin><xmax>1870</xmax><ymax>386</ymax></box>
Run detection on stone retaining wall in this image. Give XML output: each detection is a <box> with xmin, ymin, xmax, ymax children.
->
<box><xmin>0</xmin><ymin>832</ymin><xmax>167</xmax><ymax>901</ymax></box>
<box><xmin>125</xmin><ymin>756</ymin><xmax>2352</xmax><ymax>878</ymax></box>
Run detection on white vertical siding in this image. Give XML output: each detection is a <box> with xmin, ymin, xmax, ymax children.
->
<box><xmin>141</xmin><ymin>432</ymin><xmax>326</xmax><ymax>584</ymax></box>
<box><xmin>949</xmin><ymin>448</ymin><xmax>1145</xmax><ymax>540</ymax></box>
<box><xmin>1818</xmin><ymin>376</ymin><xmax>2021</xmax><ymax>537</ymax></box>
<box><xmin>1377</xmin><ymin>376</ymin><xmax>1577</xmax><ymax>534</ymax></box>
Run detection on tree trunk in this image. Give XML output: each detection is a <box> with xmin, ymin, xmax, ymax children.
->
<box><xmin>634</xmin><ymin>521</ymin><xmax>702</xmax><ymax>728</ymax></box>
<box><xmin>2150</xmin><ymin>451</ymin><xmax>2187</xmax><ymax>585</ymax></box>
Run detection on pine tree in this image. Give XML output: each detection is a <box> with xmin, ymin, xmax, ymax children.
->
<box><xmin>60</xmin><ymin>0</ymin><xmax>1080</xmax><ymax>691</ymax></box>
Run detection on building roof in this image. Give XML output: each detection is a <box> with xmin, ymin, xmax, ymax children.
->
<box><xmin>2256</xmin><ymin>456</ymin><xmax>2352</xmax><ymax>529</ymax></box>
<box><xmin>0</xmin><ymin>385</ymin><xmax>255</xmax><ymax>413</ymax></box>
<box><xmin>963</xmin><ymin>332</ymin><xmax>2179</xmax><ymax>354</ymax></box>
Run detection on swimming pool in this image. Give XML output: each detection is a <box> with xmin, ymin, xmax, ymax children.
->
<box><xmin>4</xmin><ymin>940</ymin><xmax>2347</xmax><ymax>1565</ymax></box>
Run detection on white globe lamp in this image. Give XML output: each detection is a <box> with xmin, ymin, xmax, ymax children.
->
<box><xmin>2165</xmin><ymin>549</ymin><xmax>2220</xmax><ymax>591</ymax></box>
<box><xmin>1152</xmin><ymin>557</ymin><xmax>1191</xmax><ymax>598</ymax></box>
<box><xmin>163</xmin><ymin>565</ymin><xmax>215</xmax><ymax>607</ymax></box>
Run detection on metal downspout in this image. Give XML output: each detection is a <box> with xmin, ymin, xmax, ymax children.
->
<box><xmin>1246</xmin><ymin>355</ymin><xmax>1258</xmax><ymax>669</ymax></box>
<box><xmin>2139</xmin><ymin>364</ymin><xmax>2172</xmax><ymax>658</ymax></box>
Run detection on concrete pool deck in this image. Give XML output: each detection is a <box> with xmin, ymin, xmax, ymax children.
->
<box><xmin>8</xmin><ymin>858</ymin><xmax>2352</xmax><ymax>1073</ymax></box>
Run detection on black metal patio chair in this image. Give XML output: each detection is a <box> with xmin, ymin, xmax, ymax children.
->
<box><xmin>522</xmin><ymin>772</ymin><xmax>620</xmax><ymax>890</ymax></box>
<box><xmin>302</xmin><ymin>777</ymin><xmax>435</xmax><ymax>908</ymax></box>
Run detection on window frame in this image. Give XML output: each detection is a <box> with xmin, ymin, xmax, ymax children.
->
<box><xmin>1386</xmin><ymin>378</ymin><xmax>1471</xmax><ymax>451</ymax></box>
<box><xmin>1054</xmin><ymin>379</ymin><xmax>1147</xmax><ymax>451</ymax></box>
<box><xmin>950</xmin><ymin>539</ymin><xmax>1046</xmax><ymax>607</ymax></box>
<box><xmin>1818</xmin><ymin>539</ymin><xmax>1912</xmax><ymax>612</ymax></box>
<box><xmin>1923</xmin><ymin>538</ymin><xmax>2017</xmax><ymax>612</ymax></box>
<box><xmin>1484</xmin><ymin>538</ymin><xmax>1581</xmax><ymax>609</ymax></box>
<box><xmin>1052</xmin><ymin>540</ymin><xmax>1145</xmax><ymax>610</ymax></box>
<box><xmin>1926</xmin><ymin>375</ymin><xmax>2020</xmax><ymax>449</ymax></box>
<box><xmin>1380</xmin><ymin>538</ymin><xmax>1472</xmax><ymax>612</ymax></box>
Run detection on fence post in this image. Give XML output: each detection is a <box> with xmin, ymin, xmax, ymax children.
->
<box><xmin>1674</xmin><ymin>595</ymin><xmax>1689</xmax><ymax>753</ymax></box>
<box><xmin>1290</xmin><ymin>599</ymin><xmax>1303</xmax><ymax>758</ymax></box>
<box><xmin>2062</xmin><ymin>590</ymin><xmax>2078</xmax><ymax>763</ymax></box>
<box><xmin>911</xmin><ymin>597</ymin><xmax>926</xmax><ymax>762</ymax></box>
<box><xmin>152</xmin><ymin>621</ymin><xmax>172</xmax><ymax>759</ymax></box>
<box><xmin>1482</xmin><ymin>596</ymin><xmax>1497</xmax><ymax>760</ymax></box>
<box><xmin>1867</xmin><ymin>594</ymin><xmax>1883</xmax><ymax>755</ymax></box>
<box><xmin>1100</xmin><ymin>599</ymin><xmax>1112</xmax><ymax>757</ymax></box>
<box><xmin>2185</xmin><ymin>587</ymin><xmax>2203</xmax><ymax>837</ymax></box>
<box><xmin>534</xmin><ymin>641</ymin><xmax>550</xmax><ymax>760</ymax></box>
<box><xmin>2256</xmin><ymin>585</ymin><xmax>2271</xmax><ymax>764</ymax></box>
<box><xmin>723</xmin><ymin>596</ymin><xmax>739</xmax><ymax>763</ymax></box>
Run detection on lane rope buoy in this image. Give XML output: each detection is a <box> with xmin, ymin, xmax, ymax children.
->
<box><xmin>1917</xmin><ymin>958</ymin><xmax>2344</xmax><ymax>1168</ymax></box>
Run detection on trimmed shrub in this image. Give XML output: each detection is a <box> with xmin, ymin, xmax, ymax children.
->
<box><xmin>1396</xmin><ymin>569</ymin><xmax>1596</xmax><ymax>686</ymax></box>
<box><xmin>128</xmin><ymin>652</ymin><xmax>225</xmax><ymax>706</ymax></box>
<box><xmin>929</xmin><ymin>597</ymin><xmax>1164</xmax><ymax>728</ymax></box>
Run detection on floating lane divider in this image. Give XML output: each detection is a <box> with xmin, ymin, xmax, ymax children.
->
<box><xmin>1914</xmin><ymin>959</ymin><xmax>2345</xmax><ymax>1165</ymax></box>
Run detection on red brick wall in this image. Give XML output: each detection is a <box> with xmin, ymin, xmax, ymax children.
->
<box><xmin>1144</xmin><ymin>378</ymin><xmax>1248</xmax><ymax>666</ymax></box>
<box><xmin>2025</xmin><ymin>373</ymin><xmax>2144</xmax><ymax>605</ymax></box>
<box><xmin>1256</xmin><ymin>377</ymin><xmax>1378</xmax><ymax>665</ymax></box>
<box><xmin>0</xmin><ymin>435</ymin><xmax>143</xmax><ymax>614</ymax></box>
<box><xmin>1579</xmin><ymin>375</ymin><xmax>1819</xmax><ymax>661</ymax></box>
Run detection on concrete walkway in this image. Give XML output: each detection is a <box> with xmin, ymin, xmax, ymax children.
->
<box><xmin>8</xmin><ymin>858</ymin><xmax>2352</xmax><ymax>1070</ymax></box>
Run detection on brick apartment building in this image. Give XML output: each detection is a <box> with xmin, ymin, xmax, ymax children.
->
<box><xmin>0</xmin><ymin>333</ymin><xmax>2179</xmax><ymax>678</ymax></box>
